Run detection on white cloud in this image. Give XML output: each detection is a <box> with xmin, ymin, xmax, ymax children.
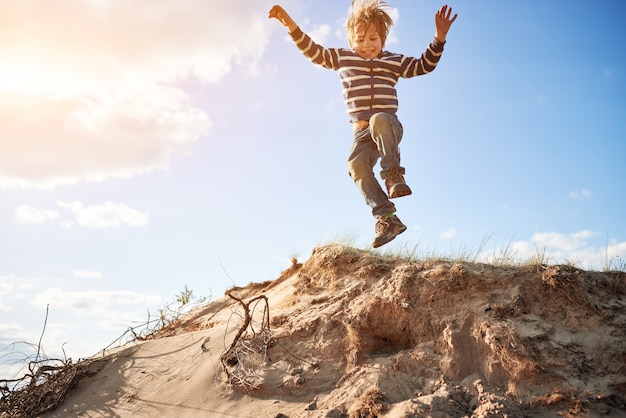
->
<box><xmin>569</xmin><ymin>189</ymin><xmax>592</xmax><ymax>200</ymax></box>
<box><xmin>386</xmin><ymin>7</ymin><xmax>400</xmax><ymax>46</ymax></box>
<box><xmin>309</xmin><ymin>23</ymin><xmax>333</xmax><ymax>44</ymax></box>
<box><xmin>31</xmin><ymin>288</ymin><xmax>164</xmax><ymax>315</ymax></box>
<box><xmin>14</xmin><ymin>205</ymin><xmax>60</xmax><ymax>224</ymax></box>
<box><xmin>0</xmin><ymin>323</ymin><xmax>31</xmax><ymax>343</ymax></box>
<box><xmin>479</xmin><ymin>230</ymin><xmax>626</xmax><ymax>270</ymax></box>
<box><xmin>29</xmin><ymin>288</ymin><xmax>168</xmax><ymax>333</ymax></box>
<box><xmin>503</xmin><ymin>231</ymin><xmax>596</xmax><ymax>264</ymax></box>
<box><xmin>1</xmin><ymin>273</ymin><xmax>167</xmax><ymax>335</ymax></box>
<box><xmin>0</xmin><ymin>0</ymin><xmax>271</xmax><ymax>189</ymax></box>
<box><xmin>0</xmin><ymin>277</ymin><xmax>15</xmax><ymax>312</ymax></box>
<box><xmin>532</xmin><ymin>230</ymin><xmax>596</xmax><ymax>252</ymax></box>
<box><xmin>440</xmin><ymin>228</ymin><xmax>457</xmax><ymax>239</ymax></box>
<box><xmin>14</xmin><ymin>201</ymin><xmax>149</xmax><ymax>228</ymax></box>
<box><xmin>0</xmin><ymin>275</ymin><xmax>51</xmax><ymax>312</ymax></box>
<box><xmin>73</xmin><ymin>270</ymin><xmax>103</xmax><ymax>280</ymax></box>
<box><xmin>57</xmin><ymin>201</ymin><xmax>149</xmax><ymax>228</ymax></box>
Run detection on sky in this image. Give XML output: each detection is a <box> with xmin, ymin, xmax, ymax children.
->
<box><xmin>1</xmin><ymin>0</ymin><xmax>625</xmax><ymax>379</ymax></box>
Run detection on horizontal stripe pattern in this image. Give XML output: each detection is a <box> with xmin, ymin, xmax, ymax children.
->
<box><xmin>290</xmin><ymin>27</ymin><xmax>445</xmax><ymax>122</ymax></box>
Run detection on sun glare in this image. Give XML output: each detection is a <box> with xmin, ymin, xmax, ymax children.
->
<box><xmin>0</xmin><ymin>54</ymin><xmax>85</xmax><ymax>100</ymax></box>
<box><xmin>0</xmin><ymin>58</ymin><xmax>37</xmax><ymax>93</ymax></box>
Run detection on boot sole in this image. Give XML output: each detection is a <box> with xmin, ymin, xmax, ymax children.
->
<box><xmin>389</xmin><ymin>185</ymin><xmax>412</xmax><ymax>199</ymax></box>
<box><xmin>371</xmin><ymin>224</ymin><xmax>407</xmax><ymax>248</ymax></box>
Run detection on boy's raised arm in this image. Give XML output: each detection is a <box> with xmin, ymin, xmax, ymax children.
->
<box><xmin>269</xmin><ymin>5</ymin><xmax>298</xmax><ymax>33</ymax></box>
<box><xmin>434</xmin><ymin>4</ymin><xmax>457</xmax><ymax>43</ymax></box>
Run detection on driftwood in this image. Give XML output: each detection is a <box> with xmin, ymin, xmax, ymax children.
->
<box><xmin>219</xmin><ymin>292</ymin><xmax>272</xmax><ymax>389</ymax></box>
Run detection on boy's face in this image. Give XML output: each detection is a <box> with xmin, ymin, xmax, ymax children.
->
<box><xmin>350</xmin><ymin>24</ymin><xmax>382</xmax><ymax>60</ymax></box>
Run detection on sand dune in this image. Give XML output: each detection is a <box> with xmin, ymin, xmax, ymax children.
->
<box><xmin>5</xmin><ymin>244</ymin><xmax>626</xmax><ymax>417</ymax></box>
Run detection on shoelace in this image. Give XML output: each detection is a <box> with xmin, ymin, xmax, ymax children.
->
<box><xmin>375</xmin><ymin>217</ymin><xmax>390</xmax><ymax>233</ymax></box>
<box><xmin>388</xmin><ymin>172</ymin><xmax>404</xmax><ymax>183</ymax></box>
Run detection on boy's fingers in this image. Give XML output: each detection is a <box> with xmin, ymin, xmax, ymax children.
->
<box><xmin>437</xmin><ymin>5</ymin><xmax>457</xmax><ymax>24</ymax></box>
<box><xmin>268</xmin><ymin>5</ymin><xmax>280</xmax><ymax>19</ymax></box>
<box><xmin>436</xmin><ymin>5</ymin><xmax>456</xmax><ymax>20</ymax></box>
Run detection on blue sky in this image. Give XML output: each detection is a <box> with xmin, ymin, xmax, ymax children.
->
<box><xmin>1</xmin><ymin>0</ymin><xmax>625</xmax><ymax>378</ymax></box>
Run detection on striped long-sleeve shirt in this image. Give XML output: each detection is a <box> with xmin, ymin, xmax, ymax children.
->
<box><xmin>289</xmin><ymin>27</ymin><xmax>445</xmax><ymax>123</ymax></box>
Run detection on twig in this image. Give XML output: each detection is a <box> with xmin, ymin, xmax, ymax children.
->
<box><xmin>35</xmin><ymin>305</ymin><xmax>49</xmax><ymax>364</ymax></box>
<box><xmin>218</xmin><ymin>255</ymin><xmax>239</xmax><ymax>287</ymax></box>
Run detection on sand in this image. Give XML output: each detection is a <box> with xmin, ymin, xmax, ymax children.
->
<box><xmin>8</xmin><ymin>244</ymin><xmax>626</xmax><ymax>417</ymax></box>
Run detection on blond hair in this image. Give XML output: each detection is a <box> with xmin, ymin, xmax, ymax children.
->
<box><xmin>347</xmin><ymin>0</ymin><xmax>394</xmax><ymax>48</ymax></box>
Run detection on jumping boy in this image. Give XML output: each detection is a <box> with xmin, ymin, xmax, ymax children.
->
<box><xmin>269</xmin><ymin>1</ymin><xmax>457</xmax><ymax>248</ymax></box>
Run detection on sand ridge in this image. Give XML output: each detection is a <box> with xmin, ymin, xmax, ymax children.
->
<box><xmin>24</xmin><ymin>244</ymin><xmax>626</xmax><ymax>417</ymax></box>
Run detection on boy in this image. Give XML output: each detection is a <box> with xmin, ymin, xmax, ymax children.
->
<box><xmin>269</xmin><ymin>1</ymin><xmax>457</xmax><ymax>248</ymax></box>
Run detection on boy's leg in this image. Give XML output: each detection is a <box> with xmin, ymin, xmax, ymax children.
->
<box><xmin>347</xmin><ymin>128</ymin><xmax>396</xmax><ymax>217</ymax></box>
<box><xmin>347</xmin><ymin>128</ymin><xmax>406</xmax><ymax>247</ymax></box>
<box><xmin>369</xmin><ymin>113</ymin><xmax>412</xmax><ymax>198</ymax></box>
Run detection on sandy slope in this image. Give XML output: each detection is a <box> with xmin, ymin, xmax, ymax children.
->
<box><xmin>38</xmin><ymin>244</ymin><xmax>626</xmax><ymax>417</ymax></box>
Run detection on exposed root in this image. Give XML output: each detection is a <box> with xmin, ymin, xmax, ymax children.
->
<box><xmin>219</xmin><ymin>292</ymin><xmax>272</xmax><ymax>390</ymax></box>
<box><xmin>0</xmin><ymin>358</ymin><xmax>96</xmax><ymax>418</ymax></box>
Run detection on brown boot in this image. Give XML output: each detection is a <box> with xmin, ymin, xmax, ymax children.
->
<box><xmin>371</xmin><ymin>214</ymin><xmax>407</xmax><ymax>248</ymax></box>
<box><xmin>384</xmin><ymin>169</ymin><xmax>412</xmax><ymax>198</ymax></box>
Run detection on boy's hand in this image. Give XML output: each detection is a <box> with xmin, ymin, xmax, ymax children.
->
<box><xmin>269</xmin><ymin>5</ymin><xmax>298</xmax><ymax>33</ymax></box>
<box><xmin>434</xmin><ymin>5</ymin><xmax>457</xmax><ymax>43</ymax></box>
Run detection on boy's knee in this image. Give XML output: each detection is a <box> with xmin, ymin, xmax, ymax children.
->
<box><xmin>369</xmin><ymin>112</ymin><xmax>393</xmax><ymax>128</ymax></box>
<box><xmin>369</xmin><ymin>112</ymin><xmax>402</xmax><ymax>143</ymax></box>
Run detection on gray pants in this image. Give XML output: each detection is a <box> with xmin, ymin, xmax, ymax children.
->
<box><xmin>347</xmin><ymin>113</ymin><xmax>404</xmax><ymax>217</ymax></box>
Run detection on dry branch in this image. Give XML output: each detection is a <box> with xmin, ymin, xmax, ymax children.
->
<box><xmin>219</xmin><ymin>292</ymin><xmax>272</xmax><ymax>389</ymax></box>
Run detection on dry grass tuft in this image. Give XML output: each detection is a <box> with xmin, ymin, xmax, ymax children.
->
<box><xmin>350</xmin><ymin>387</ymin><xmax>387</xmax><ymax>418</ymax></box>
